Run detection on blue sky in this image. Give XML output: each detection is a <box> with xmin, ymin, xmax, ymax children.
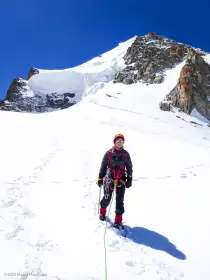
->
<box><xmin>0</xmin><ymin>0</ymin><xmax>210</xmax><ymax>99</ymax></box>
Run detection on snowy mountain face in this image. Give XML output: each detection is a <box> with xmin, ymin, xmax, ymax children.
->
<box><xmin>1</xmin><ymin>32</ymin><xmax>210</xmax><ymax>280</ymax></box>
<box><xmin>0</xmin><ymin>38</ymin><xmax>133</xmax><ymax>113</ymax></box>
<box><xmin>1</xmin><ymin>32</ymin><xmax>210</xmax><ymax>121</ymax></box>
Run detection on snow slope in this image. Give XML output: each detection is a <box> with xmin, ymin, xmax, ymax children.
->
<box><xmin>28</xmin><ymin>38</ymin><xmax>135</xmax><ymax>103</ymax></box>
<box><xmin>1</xmin><ymin>40</ymin><xmax>210</xmax><ymax>280</ymax></box>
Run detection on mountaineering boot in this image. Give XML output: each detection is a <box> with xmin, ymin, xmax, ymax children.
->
<box><xmin>114</xmin><ymin>214</ymin><xmax>123</xmax><ymax>227</ymax></box>
<box><xmin>99</xmin><ymin>207</ymin><xmax>106</xmax><ymax>221</ymax></box>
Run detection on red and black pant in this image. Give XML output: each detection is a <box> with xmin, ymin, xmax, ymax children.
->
<box><xmin>100</xmin><ymin>183</ymin><xmax>125</xmax><ymax>215</ymax></box>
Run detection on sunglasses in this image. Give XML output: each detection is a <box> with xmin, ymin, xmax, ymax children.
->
<box><xmin>115</xmin><ymin>138</ymin><xmax>124</xmax><ymax>143</ymax></box>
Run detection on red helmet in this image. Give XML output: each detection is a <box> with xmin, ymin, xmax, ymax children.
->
<box><xmin>113</xmin><ymin>133</ymin><xmax>125</xmax><ymax>143</ymax></box>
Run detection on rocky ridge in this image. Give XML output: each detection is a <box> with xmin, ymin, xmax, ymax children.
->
<box><xmin>113</xmin><ymin>32</ymin><xmax>210</xmax><ymax>121</ymax></box>
<box><xmin>114</xmin><ymin>32</ymin><xmax>190</xmax><ymax>85</ymax></box>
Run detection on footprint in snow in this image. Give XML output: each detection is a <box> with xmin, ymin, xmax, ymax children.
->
<box><xmin>189</xmin><ymin>170</ymin><xmax>196</xmax><ymax>176</ymax></box>
<box><xmin>6</xmin><ymin>224</ymin><xmax>24</xmax><ymax>240</ymax></box>
<box><xmin>125</xmin><ymin>259</ymin><xmax>136</xmax><ymax>267</ymax></box>
<box><xmin>36</xmin><ymin>239</ymin><xmax>58</xmax><ymax>252</ymax></box>
<box><xmin>108</xmin><ymin>239</ymin><xmax>119</xmax><ymax>248</ymax></box>
<box><xmin>21</xmin><ymin>207</ymin><xmax>36</xmax><ymax>219</ymax></box>
<box><xmin>155</xmin><ymin>261</ymin><xmax>184</xmax><ymax>280</ymax></box>
<box><xmin>181</xmin><ymin>171</ymin><xmax>196</xmax><ymax>178</ymax></box>
<box><xmin>0</xmin><ymin>198</ymin><xmax>16</xmax><ymax>208</ymax></box>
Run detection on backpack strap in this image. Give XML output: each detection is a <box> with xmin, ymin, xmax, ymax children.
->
<box><xmin>107</xmin><ymin>148</ymin><xmax>114</xmax><ymax>168</ymax></box>
<box><xmin>124</xmin><ymin>150</ymin><xmax>128</xmax><ymax>166</ymax></box>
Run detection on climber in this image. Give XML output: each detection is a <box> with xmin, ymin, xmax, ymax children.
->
<box><xmin>96</xmin><ymin>133</ymin><xmax>133</xmax><ymax>227</ymax></box>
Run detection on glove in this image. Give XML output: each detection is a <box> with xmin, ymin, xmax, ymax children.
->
<box><xmin>125</xmin><ymin>175</ymin><xmax>132</xmax><ymax>188</ymax></box>
<box><xmin>96</xmin><ymin>178</ymin><xmax>103</xmax><ymax>187</ymax></box>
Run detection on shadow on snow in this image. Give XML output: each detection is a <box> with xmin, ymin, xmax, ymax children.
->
<box><xmin>110</xmin><ymin>220</ymin><xmax>186</xmax><ymax>260</ymax></box>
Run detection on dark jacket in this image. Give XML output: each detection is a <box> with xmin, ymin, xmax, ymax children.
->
<box><xmin>98</xmin><ymin>147</ymin><xmax>133</xmax><ymax>180</ymax></box>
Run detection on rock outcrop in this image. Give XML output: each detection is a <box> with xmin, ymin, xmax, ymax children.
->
<box><xmin>160</xmin><ymin>48</ymin><xmax>210</xmax><ymax>120</ymax></box>
<box><xmin>5</xmin><ymin>78</ymin><xmax>29</xmax><ymax>102</ymax></box>
<box><xmin>0</xmin><ymin>76</ymin><xmax>76</xmax><ymax>113</ymax></box>
<box><xmin>26</xmin><ymin>67</ymin><xmax>39</xmax><ymax>80</ymax></box>
<box><xmin>114</xmin><ymin>32</ymin><xmax>189</xmax><ymax>85</ymax></box>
